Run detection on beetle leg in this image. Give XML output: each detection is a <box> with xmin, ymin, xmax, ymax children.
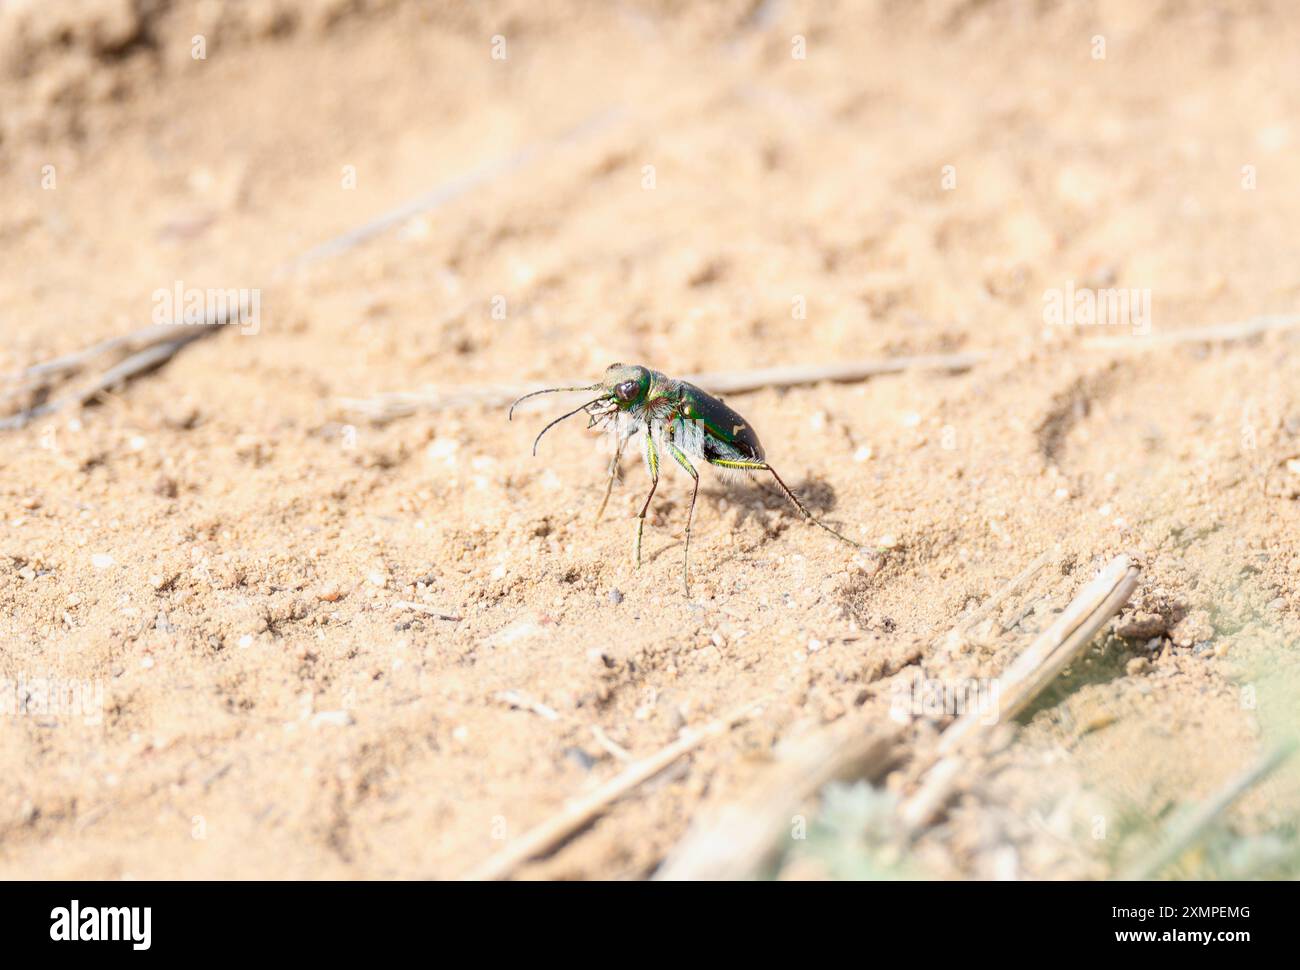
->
<box><xmin>707</xmin><ymin>458</ymin><xmax>858</xmax><ymax>548</ymax></box>
<box><xmin>596</xmin><ymin>431</ymin><xmax>627</xmax><ymax>522</ymax></box>
<box><xmin>665</xmin><ymin>441</ymin><xmax>699</xmax><ymax>595</ymax></box>
<box><xmin>634</xmin><ymin>432</ymin><xmax>660</xmax><ymax>567</ymax></box>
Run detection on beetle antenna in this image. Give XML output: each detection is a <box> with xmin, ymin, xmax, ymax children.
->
<box><xmin>531</xmin><ymin>396</ymin><xmax>610</xmax><ymax>456</ymax></box>
<box><xmin>509</xmin><ymin>385</ymin><xmax>601</xmax><ymax>421</ymax></box>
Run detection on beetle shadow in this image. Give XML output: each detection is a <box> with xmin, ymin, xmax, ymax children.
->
<box><xmin>702</xmin><ymin>474</ymin><xmax>844</xmax><ymax>538</ymax></box>
<box><xmin>643</xmin><ymin>539</ymin><xmax>684</xmax><ymax>565</ymax></box>
<box><xmin>631</xmin><ymin>478</ymin><xmax>845</xmax><ymax>577</ymax></box>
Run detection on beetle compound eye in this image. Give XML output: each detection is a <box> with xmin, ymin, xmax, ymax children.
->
<box><xmin>615</xmin><ymin>380</ymin><xmax>639</xmax><ymax>403</ymax></box>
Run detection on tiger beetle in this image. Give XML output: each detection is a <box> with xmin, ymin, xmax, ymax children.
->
<box><xmin>509</xmin><ymin>363</ymin><xmax>858</xmax><ymax>594</ymax></box>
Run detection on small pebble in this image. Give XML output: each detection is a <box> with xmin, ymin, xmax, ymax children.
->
<box><xmin>563</xmin><ymin>747</ymin><xmax>596</xmax><ymax>771</ymax></box>
<box><xmin>608</xmin><ymin>587</ymin><xmax>624</xmax><ymax>605</ymax></box>
<box><xmin>1116</xmin><ymin>611</ymin><xmax>1167</xmax><ymax>639</ymax></box>
<box><xmin>310</xmin><ymin>710</ymin><xmax>353</xmax><ymax>728</ymax></box>
<box><xmin>91</xmin><ymin>553</ymin><xmax>115</xmax><ymax>570</ymax></box>
<box><xmin>427</xmin><ymin>439</ymin><xmax>459</xmax><ymax>465</ymax></box>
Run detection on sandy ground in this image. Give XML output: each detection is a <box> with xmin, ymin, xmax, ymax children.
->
<box><xmin>2</xmin><ymin>0</ymin><xmax>1299</xmax><ymax>879</ymax></box>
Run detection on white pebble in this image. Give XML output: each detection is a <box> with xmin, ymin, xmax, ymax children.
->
<box><xmin>427</xmin><ymin>439</ymin><xmax>459</xmax><ymax>466</ymax></box>
<box><xmin>310</xmin><ymin>710</ymin><xmax>354</xmax><ymax>728</ymax></box>
<box><xmin>91</xmin><ymin>553</ymin><xmax>115</xmax><ymax>570</ymax></box>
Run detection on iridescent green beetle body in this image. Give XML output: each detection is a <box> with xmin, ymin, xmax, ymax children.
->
<box><xmin>676</xmin><ymin>380</ymin><xmax>766</xmax><ymax>463</ymax></box>
<box><xmin>509</xmin><ymin>363</ymin><xmax>856</xmax><ymax>594</ymax></box>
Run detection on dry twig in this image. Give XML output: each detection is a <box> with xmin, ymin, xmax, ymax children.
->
<box><xmin>390</xmin><ymin>600</ymin><xmax>461</xmax><ymax>622</ymax></box>
<box><xmin>463</xmin><ymin>696</ymin><xmax>767</xmax><ymax>880</ymax></box>
<box><xmin>1086</xmin><ymin>312</ymin><xmax>1300</xmax><ymax>349</ymax></box>
<box><xmin>334</xmin><ymin>312</ymin><xmax>1300</xmax><ymax>424</ymax></box>
<box><xmin>492</xmin><ymin>690</ymin><xmax>561</xmax><ymax>722</ymax></box>
<box><xmin>334</xmin><ymin>352</ymin><xmax>988</xmax><ymax>423</ymax></box>
<box><xmin>1</xmin><ymin>323</ymin><xmax>224</xmax><ymax>430</ymax></box>
<box><xmin>282</xmin><ymin>107</ymin><xmax>625</xmax><ymax>271</ymax></box>
<box><xmin>946</xmin><ymin>547</ymin><xmax>1057</xmax><ymax>644</ymax></box>
<box><xmin>652</xmin><ymin>549</ymin><xmax>1060</xmax><ymax>879</ymax></box>
<box><xmin>899</xmin><ymin>554</ymin><xmax>1140</xmax><ymax>834</ymax></box>
<box><xmin>2</xmin><ymin>110</ymin><xmax>626</xmax><ymax>431</ymax></box>
<box><xmin>654</xmin><ymin>715</ymin><xmax>901</xmax><ymax>880</ymax></box>
<box><xmin>1120</xmin><ymin>742</ymin><xmax>1296</xmax><ymax>880</ymax></box>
